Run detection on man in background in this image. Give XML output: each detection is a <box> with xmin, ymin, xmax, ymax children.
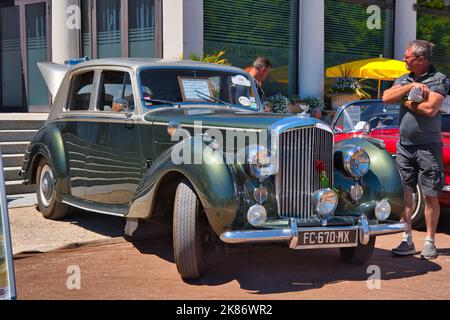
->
<box><xmin>245</xmin><ymin>57</ymin><xmax>272</xmax><ymax>102</ymax></box>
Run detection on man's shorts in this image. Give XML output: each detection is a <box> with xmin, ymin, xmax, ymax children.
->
<box><xmin>396</xmin><ymin>142</ymin><xmax>444</xmax><ymax>197</ymax></box>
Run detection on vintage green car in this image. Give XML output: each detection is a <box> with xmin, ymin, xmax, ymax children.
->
<box><xmin>21</xmin><ymin>58</ymin><xmax>407</xmax><ymax>279</ymax></box>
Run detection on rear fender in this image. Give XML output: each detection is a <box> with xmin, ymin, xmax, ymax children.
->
<box><xmin>24</xmin><ymin>125</ymin><xmax>70</xmax><ymax>199</ymax></box>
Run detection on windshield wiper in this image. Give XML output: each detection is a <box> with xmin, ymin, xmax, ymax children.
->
<box><xmin>143</xmin><ymin>98</ymin><xmax>178</xmax><ymax>106</ymax></box>
<box><xmin>195</xmin><ymin>90</ymin><xmax>231</xmax><ymax>108</ymax></box>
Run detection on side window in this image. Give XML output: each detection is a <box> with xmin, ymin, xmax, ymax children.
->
<box><xmin>98</xmin><ymin>71</ymin><xmax>135</xmax><ymax>112</ymax></box>
<box><xmin>67</xmin><ymin>71</ymin><xmax>95</xmax><ymax>111</ymax></box>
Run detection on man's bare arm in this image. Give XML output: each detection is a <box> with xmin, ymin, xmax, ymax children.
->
<box><xmin>383</xmin><ymin>83</ymin><xmax>431</xmax><ymax>104</ymax></box>
<box><xmin>382</xmin><ymin>84</ymin><xmax>414</xmax><ymax>104</ymax></box>
<box><xmin>404</xmin><ymin>91</ymin><xmax>445</xmax><ymax>117</ymax></box>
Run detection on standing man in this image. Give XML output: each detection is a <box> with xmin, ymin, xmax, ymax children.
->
<box><xmin>245</xmin><ymin>57</ymin><xmax>272</xmax><ymax>102</ymax></box>
<box><xmin>383</xmin><ymin>40</ymin><xmax>449</xmax><ymax>260</ymax></box>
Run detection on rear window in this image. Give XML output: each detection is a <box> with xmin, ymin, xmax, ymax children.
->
<box><xmin>67</xmin><ymin>71</ymin><xmax>95</xmax><ymax>111</ymax></box>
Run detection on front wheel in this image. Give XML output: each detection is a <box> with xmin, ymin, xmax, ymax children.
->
<box><xmin>173</xmin><ymin>181</ymin><xmax>206</xmax><ymax>279</ymax></box>
<box><xmin>340</xmin><ymin>236</ymin><xmax>376</xmax><ymax>265</ymax></box>
<box><xmin>36</xmin><ymin>158</ymin><xmax>69</xmax><ymax>220</ymax></box>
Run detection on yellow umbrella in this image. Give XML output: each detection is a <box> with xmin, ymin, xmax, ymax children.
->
<box><xmin>326</xmin><ymin>57</ymin><xmax>409</xmax><ymax>98</ymax></box>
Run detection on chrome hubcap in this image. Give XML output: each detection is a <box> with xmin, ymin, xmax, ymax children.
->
<box><xmin>39</xmin><ymin>165</ymin><xmax>54</xmax><ymax>207</ymax></box>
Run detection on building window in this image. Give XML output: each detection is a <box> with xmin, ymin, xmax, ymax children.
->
<box><xmin>203</xmin><ymin>0</ymin><xmax>299</xmax><ymax>97</ymax></box>
<box><xmin>325</xmin><ymin>0</ymin><xmax>395</xmax><ymax>67</ymax></box>
<box><xmin>417</xmin><ymin>1</ymin><xmax>450</xmax><ymax>76</ymax></box>
<box><xmin>128</xmin><ymin>0</ymin><xmax>156</xmax><ymax>58</ymax></box>
<box><xmin>0</xmin><ymin>5</ymin><xmax>23</xmax><ymax>110</ymax></box>
<box><xmin>97</xmin><ymin>0</ymin><xmax>121</xmax><ymax>58</ymax></box>
<box><xmin>26</xmin><ymin>2</ymin><xmax>49</xmax><ymax>107</ymax></box>
<box><xmin>81</xmin><ymin>0</ymin><xmax>161</xmax><ymax>59</ymax></box>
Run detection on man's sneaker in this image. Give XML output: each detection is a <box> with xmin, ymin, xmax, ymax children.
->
<box><xmin>392</xmin><ymin>241</ymin><xmax>416</xmax><ymax>256</ymax></box>
<box><xmin>420</xmin><ymin>242</ymin><xmax>438</xmax><ymax>260</ymax></box>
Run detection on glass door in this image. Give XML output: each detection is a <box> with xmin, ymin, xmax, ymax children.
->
<box><xmin>25</xmin><ymin>1</ymin><xmax>49</xmax><ymax>110</ymax></box>
<box><xmin>0</xmin><ymin>5</ymin><xmax>25</xmax><ymax>112</ymax></box>
<box><xmin>10</xmin><ymin>0</ymin><xmax>51</xmax><ymax>113</ymax></box>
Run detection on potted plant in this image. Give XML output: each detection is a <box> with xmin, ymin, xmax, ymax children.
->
<box><xmin>288</xmin><ymin>95</ymin><xmax>309</xmax><ymax>113</ymax></box>
<box><xmin>326</xmin><ymin>66</ymin><xmax>372</xmax><ymax>109</ymax></box>
<box><xmin>267</xmin><ymin>93</ymin><xmax>290</xmax><ymax>114</ymax></box>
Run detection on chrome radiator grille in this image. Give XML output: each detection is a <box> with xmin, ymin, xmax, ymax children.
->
<box><xmin>275</xmin><ymin>126</ymin><xmax>334</xmax><ymax>219</ymax></box>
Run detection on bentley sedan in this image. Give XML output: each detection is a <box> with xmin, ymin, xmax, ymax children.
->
<box><xmin>21</xmin><ymin>59</ymin><xmax>407</xmax><ymax>279</ymax></box>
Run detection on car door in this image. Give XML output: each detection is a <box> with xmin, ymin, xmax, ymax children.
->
<box><xmin>83</xmin><ymin>68</ymin><xmax>143</xmax><ymax>206</ymax></box>
<box><xmin>59</xmin><ymin>69</ymin><xmax>96</xmax><ymax>200</ymax></box>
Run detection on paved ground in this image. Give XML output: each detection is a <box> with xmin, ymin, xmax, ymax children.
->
<box><xmin>9</xmin><ymin>206</ymin><xmax>124</xmax><ymax>254</ymax></box>
<box><xmin>9</xmin><ymin>206</ymin><xmax>450</xmax><ymax>300</ymax></box>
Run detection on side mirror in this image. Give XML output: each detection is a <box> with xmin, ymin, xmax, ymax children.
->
<box><xmin>112</xmin><ymin>98</ymin><xmax>129</xmax><ymax>113</ymax></box>
<box><xmin>362</xmin><ymin>122</ymin><xmax>372</xmax><ymax>135</ymax></box>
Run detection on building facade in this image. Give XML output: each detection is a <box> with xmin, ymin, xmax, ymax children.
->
<box><xmin>0</xmin><ymin>0</ymin><xmax>448</xmax><ymax>113</ymax></box>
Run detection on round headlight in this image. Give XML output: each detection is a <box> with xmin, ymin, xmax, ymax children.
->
<box><xmin>247</xmin><ymin>145</ymin><xmax>275</xmax><ymax>179</ymax></box>
<box><xmin>247</xmin><ymin>204</ymin><xmax>267</xmax><ymax>226</ymax></box>
<box><xmin>312</xmin><ymin>188</ymin><xmax>338</xmax><ymax>216</ymax></box>
<box><xmin>375</xmin><ymin>200</ymin><xmax>391</xmax><ymax>221</ymax></box>
<box><xmin>343</xmin><ymin>147</ymin><xmax>370</xmax><ymax>178</ymax></box>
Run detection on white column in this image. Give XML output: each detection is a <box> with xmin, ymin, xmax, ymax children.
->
<box><xmin>394</xmin><ymin>0</ymin><xmax>417</xmax><ymax>60</ymax></box>
<box><xmin>298</xmin><ymin>0</ymin><xmax>324</xmax><ymax>99</ymax></box>
<box><xmin>163</xmin><ymin>0</ymin><xmax>203</xmax><ymax>60</ymax></box>
<box><xmin>51</xmin><ymin>0</ymin><xmax>80</xmax><ymax>64</ymax></box>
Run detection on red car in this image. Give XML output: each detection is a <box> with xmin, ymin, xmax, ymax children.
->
<box><xmin>331</xmin><ymin>99</ymin><xmax>450</xmax><ymax>229</ymax></box>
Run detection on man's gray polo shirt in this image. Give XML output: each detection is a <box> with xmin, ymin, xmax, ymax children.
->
<box><xmin>394</xmin><ymin>65</ymin><xmax>449</xmax><ymax>146</ymax></box>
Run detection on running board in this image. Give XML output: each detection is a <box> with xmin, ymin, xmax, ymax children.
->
<box><xmin>62</xmin><ymin>195</ymin><xmax>126</xmax><ymax>217</ymax></box>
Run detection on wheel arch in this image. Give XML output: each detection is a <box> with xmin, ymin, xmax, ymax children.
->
<box><xmin>26</xmin><ymin>125</ymin><xmax>71</xmax><ymax>197</ymax></box>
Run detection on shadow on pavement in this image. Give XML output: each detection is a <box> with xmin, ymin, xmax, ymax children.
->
<box><xmin>185</xmin><ymin>244</ymin><xmax>442</xmax><ymax>295</ymax></box>
<box><xmin>51</xmin><ymin>207</ymin><xmax>449</xmax><ymax>296</ymax></box>
<box><xmin>127</xmin><ymin>233</ymin><xmax>442</xmax><ymax>295</ymax></box>
<box><xmin>59</xmin><ymin>207</ymin><xmax>125</xmax><ymax>238</ymax></box>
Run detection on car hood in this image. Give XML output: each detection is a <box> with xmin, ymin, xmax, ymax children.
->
<box><xmin>144</xmin><ymin>106</ymin><xmax>327</xmax><ymax>131</ymax></box>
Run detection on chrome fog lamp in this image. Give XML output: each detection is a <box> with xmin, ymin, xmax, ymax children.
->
<box><xmin>247</xmin><ymin>204</ymin><xmax>267</xmax><ymax>226</ymax></box>
<box><xmin>375</xmin><ymin>200</ymin><xmax>391</xmax><ymax>221</ymax></box>
<box><xmin>312</xmin><ymin>188</ymin><xmax>338</xmax><ymax>216</ymax></box>
<box><xmin>343</xmin><ymin>147</ymin><xmax>370</xmax><ymax>178</ymax></box>
<box><xmin>247</xmin><ymin>145</ymin><xmax>275</xmax><ymax>179</ymax></box>
<box><xmin>350</xmin><ymin>184</ymin><xmax>364</xmax><ymax>202</ymax></box>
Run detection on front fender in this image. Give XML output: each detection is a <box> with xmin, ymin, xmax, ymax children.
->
<box><xmin>127</xmin><ymin>136</ymin><xmax>238</xmax><ymax>235</ymax></box>
<box><xmin>333</xmin><ymin>137</ymin><xmax>405</xmax><ymax>220</ymax></box>
<box><xmin>22</xmin><ymin>124</ymin><xmax>70</xmax><ymax>198</ymax></box>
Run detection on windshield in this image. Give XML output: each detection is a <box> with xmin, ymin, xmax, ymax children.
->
<box><xmin>139</xmin><ymin>69</ymin><xmax>259</xmax><ymax>110</ymax></box>
<box><xmin>334</xmin><ymin>101</ymin><xmax>400</xmax><ymax>132</ymax></box>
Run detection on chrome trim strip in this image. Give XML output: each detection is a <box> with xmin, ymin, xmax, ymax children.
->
<box><xmin>53</xmin><ymin>113</ymin><xmax>143</xmax><ymax>124</ymax></box>
<box><xmin>152</xmin><ymin>121</ymin><xmax>262</xmax><ymax>133</ymax></box>
<box><xmin>367</xmin><ymin>222</ymin><xmax>409</xmax><ymax>236</ymax></box>
<box><xmin>62</xmin><ymin>198</ymin><xmax>125</xmax><ymax>217</ymax></box>
<box><xmin>220</xmin><ymin>228</ymin><xmax>293</xmax><ymax>244</ymax></box>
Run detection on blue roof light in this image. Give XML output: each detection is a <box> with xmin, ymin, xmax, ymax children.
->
<box><xmin>64</xmin><ymin>57</ymin><xmax>89</xmax><ymax>66</ymax></box>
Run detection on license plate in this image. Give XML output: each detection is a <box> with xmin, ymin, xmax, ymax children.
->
<box><xmin>297</xmin><ymin>229</ymin><xmax>358</xmax><ymax>248</ymax></box>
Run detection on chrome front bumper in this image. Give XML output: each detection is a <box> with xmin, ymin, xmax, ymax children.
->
<box><xmin>220</xmin><ymin>215</ymin><xmax>407</xmax><ymax>249</ymax></box>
